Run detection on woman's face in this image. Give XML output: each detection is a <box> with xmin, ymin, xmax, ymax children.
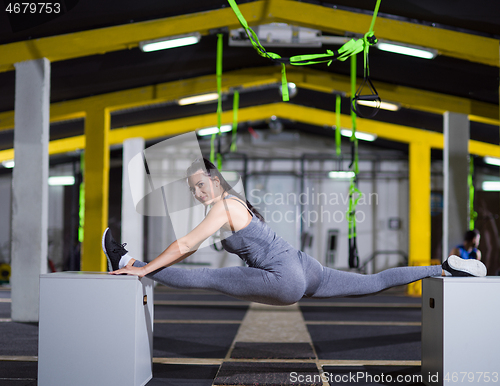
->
<box><xmin>188</xmin><ymin>169</ymin><xmax>221</xmax><ymax>206</ymax></box>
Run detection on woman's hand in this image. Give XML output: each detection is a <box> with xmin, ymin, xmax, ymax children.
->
<box><xmin>109</xmin><ymin>265</ymin><xmax>146</xmax><ymax>277</ymax></box>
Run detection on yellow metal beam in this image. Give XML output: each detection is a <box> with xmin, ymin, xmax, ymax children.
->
<box><xmin>407</xmin><ymin>141</ymin><xmax>432</xmax><ymax>296</ymax></box>
<box><xmin>267</xmin><ymin>0</ymin><xmax>499</xmax><ymax>67</ymax></box>
<box><xmin>81</xmin><ymin>108</ymin><xmax>110</xmax><ymax>272</ymax></box>
<box><xmin>0</xmin><ymin>0</ymin><xmax>497</xmax><ymax>74</ymax></box>
<box><xmin>286</xmin><ymin>67</ymin><xmax>500</xmax><ymax>126</ymax></box>
<box><xmin>1</xmin><ymin>66</ymin><xmax>497</xmax><ymax>134</ymax></box>
<box><xmin>0</xmin><ymin>2</ymin><xmax>267</xmax><ymax>73</ymax></box>
<box><xmin>1</xmin><ymin>102</ymin><xmax>499</xmax><ymax>163</ymax></box>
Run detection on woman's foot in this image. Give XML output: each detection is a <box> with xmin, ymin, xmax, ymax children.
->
<box><xmin>102</xmin><ymin>228</ymin><xmax>128</xmax><ymax>272</ymax></box>
<box><xmin>442</xmin><ymin>255</ymin><xmax>487</xmax><ymax>277</ymax></box>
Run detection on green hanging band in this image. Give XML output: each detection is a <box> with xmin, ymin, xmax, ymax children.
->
<box><xmin>469</xmin><ymin>156</ymin><xmax>477</xmax><ymax>230</ymax></box>
<box><xmin>281</xmin><ymin>63</ymin><xmax>289</xmax><ymax>102</ymax></box>
<box><xmin>211</xmin><ymin>33</ymin><xmax>224</xmax><ymax>165</ymax></box>
<box><xmin>226</xmin><ymin>0</ymin><xmax>381</xmax><ymax>102</ymax></box>
<box><xmin>368</xmin><ymin>0</ymin><xmax>382</xmax><ymax>34</ymax></box>
<box><xmin>348</xmin><ymin>52</ymin><xmax>361</xmax><ymax>240</ymax></box>
<box><xmin>231</xmin><ymin>90</ymin><xmax>239</xmax><ymax>152</ymax></box>
<box><xmin>335</xmin><ymin>94</ymin><xmax>341</xmax><ymax>156</ymax></box>
<box><xmin>350</xmin><ymin>0</ymin><xmax>382</xmax><ymax>118</ymax></box>
<box><xmin>350</xmin><ymin>54</ymin><xmax>357</xmax><ymax>137</ymax></box>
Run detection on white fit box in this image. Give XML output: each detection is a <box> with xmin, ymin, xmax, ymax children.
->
<box><xmin>38</xmin><ymin>272</ymin><xmax>154</xmax><ymax>386</ymax></box>
<box><xmin>421</xmin><ymin>276</ymin><xmax>500</xmax><ymax>386</ymax></box>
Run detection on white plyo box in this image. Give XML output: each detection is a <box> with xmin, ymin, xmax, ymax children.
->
<box><xmin>421</xmin><ymin>277</ymin><xmax>500</xmax><ymax>386</ymax></box>
<box><xmin>38</xmin><ymin>272</ymin><xmax>154</xmax><ymax>386</ymax></box>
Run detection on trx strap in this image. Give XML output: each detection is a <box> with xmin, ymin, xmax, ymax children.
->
<box><xmin>350</xmin><ymin>0</ymin><xmax>382</xmax><ymax>118</ymax></box>
<box><xmin>347</xmin><ymin>54</ymin><xmax>362</xmax><ymax>269</ymax></box>
<box><xmin>226</xmin><ymin>0</ymin><xmax>381</xmax><ymax>102</ymax></box>
<box><xmin>469</xmin><ymin>156</ymin><xmax>477</xmax><ymax>230</ymax></box>
<box><xmin>335</xmin><ymin>94</ymin><xmax>341</xmax><ymax>156</ymax></box>
<box><xmin>211</xmin><ymin>34</ymin><xmax>224</xmax><ymax>169</ymax></box>
<box><xmin>350</xmin><ymin>32</ymin><xmax>380</xmax><ymax>118</ymax></box>
<box><xmin>231</xmin><ymin>90</ymin><xmax>239</xmax><ymax>152</ymax></box>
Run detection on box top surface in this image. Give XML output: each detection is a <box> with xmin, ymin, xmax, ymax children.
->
<box><xmin>425</xmin><ymin>276</ymin><xmax>500</xmax><ymax>283</ymax></box>
<box><xmin>40</xmin><ymin>272</ymin><xmax>140</xmax><ymax>280</ymax></box>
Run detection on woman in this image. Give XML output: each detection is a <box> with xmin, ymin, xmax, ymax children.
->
<box><xmin>103</xmin><ymin>157</ymin><xmax>487</xmax><ymax>306</ymax></box>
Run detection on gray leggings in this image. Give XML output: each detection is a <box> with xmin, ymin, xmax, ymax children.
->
<box><xmin>134</xmin><ymin>249</ymin><xmax>442</xmax><ymax>306</ymax></box>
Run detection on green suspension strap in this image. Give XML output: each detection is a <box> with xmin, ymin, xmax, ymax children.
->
<box><xmin>347</xmin><ymin>54</ymin><xmax>363</xmax><ymax>269</ymax></box>
<box><xmin>351</xmin><ymin>0</ymin><xmax>382</xmax><ymax>118</ymax></box>
<box><xmin>226</xmin><ymin>0</ymin><xmax>381</xmax><ymax>102</ymax></box>
<box><xmin>231</xmin><ymin>90</ymin><xmax>239</xmax><ymax>152</ymax></box>
<box><xmin>469</xmin><ymin>156</ymin><xmax>477</xmax><ymax>230</ymax></box>
<box><xmin>335</xmin><ymin>94</ymin><xmax>341</xmax><ymax>156</ymax></box>
<box><xmin>211</xmin><ymin>34</ymin><xmax>224</xmax><ymax>169</ymax></box>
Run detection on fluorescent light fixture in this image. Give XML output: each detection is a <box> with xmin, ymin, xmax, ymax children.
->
<box><xmin>340</xmin><ymin>129</ymin><xmax>377</xmax><ymax>142</ymax></box>
<box><xmin>377</xmin><ymin>42</ymin><xmax>437</xmax><ymax>59</ymax></box>
<box><xmin>48</xmin><ymin>176</ymin><xmax>75</xmax><ymax>186</ymax></box>
<box><xmin>1</xmin><ymin>160</ymin><xmax>14</xmax><ymax>168</ymax></box>
<box><xmin>178</xmin><ymin>93</ymin><xmax>220</xmax><ymax>106</ymax></box>
<box><xmin>484</xmin><ymin>157</ymin><xmax>500</xmax><ymax>166</ymax></box>
<box><xmin>482</xmin><ymin>181</ymin><xmax>500</xmax><ymax>191</ymax></box>
<box><xmin>197</xmin><ymin>125</ymin><xmax>232</xmax><ymax>137</ymax></box>
<box><xmin>139</xmin><ymin>33</ymin><xmax>201</xmax><ymax>52</ymax></box>
<box><xmin>329</xmin><ymin>171</ymin><xmax>355</xmax><ymax>179</ymax></box>
<box><xmin>356</xmin><ymin>100</ymin><xmax>400</xmax><ymax>111</ymax></box>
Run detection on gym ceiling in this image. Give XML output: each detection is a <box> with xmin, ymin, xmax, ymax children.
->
<box><xmin>0</xmin><ymin>0</ymin><xmax>499</xmax><ymax>160</ymax></box>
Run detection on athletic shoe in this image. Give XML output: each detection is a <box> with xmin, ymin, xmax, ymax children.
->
<box><xmin>102</xmin><ymin>228</ymin><xmax>128</xmax><ymax>272</ymax></box>
<box><xmin>442</xmin><ymin>255</ymin><xmax>487</xmax><ymax>277</ymax></box>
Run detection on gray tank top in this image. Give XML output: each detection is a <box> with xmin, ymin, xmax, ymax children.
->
<box><xmin>220</xmin><ymin>195</ymin><xmax>291</xmax><ymax>268</ymax></box>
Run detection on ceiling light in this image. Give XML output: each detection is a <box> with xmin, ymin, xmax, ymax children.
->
<box><xmin>482</xmin><ymin>181</ymin><xmax>500</xmax><ymax>191</ymax></box>
<box><xmin>49</xmin><ymin>176</ymin><xmax>75</xmax><ymax>186</ymax></box>
<box><xmin>178</xmin><ymin>93</ymin><xmax>220</xmax><ymax>106</ymax></box>
<box><xmin>484</xmin><ymin>157</ymin><xmax>500</xmax><ymax>167</ymax></box>
<box><xmin>197</xmin><ymin>125</ymin><xmax>232</xmax><ymax>136</ymax></box>
<box><xmin>356</xmin><ymin>100</ymin><xmax>400</xmax><ymax>111</ymax></box>
<box><xmin>377</xmin><ymin>42</ymin><xmax>437</xmax><ymax>59</ymax></box>
<box><xmin>279</xmin><ymin>82</ymin><xmax>298</xmax><ymax>99</ymax></box>
<box><xmin>1</xmin><ymin>160</ymin><xmax>14</xmax><ymax>168</ymax></box>
<box><xmin>340</xmin><ymin>129</ymin><xmax>377</xmax><ymax>142</ymax></box>
<box><xmin>329</xmin><ymin>171</ymin><xmax>355</xmax><ymax>179</ymax></box>
<box><xmin>139</xmin><ymin>33</ymin><xmax>201</xmax><ymax>52</ymax></box>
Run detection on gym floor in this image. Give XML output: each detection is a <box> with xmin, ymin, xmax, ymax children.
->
<box><xmin>0</xmin><ymin>284</ymin><xmax>427</xmax><ymax>386</ymax></box>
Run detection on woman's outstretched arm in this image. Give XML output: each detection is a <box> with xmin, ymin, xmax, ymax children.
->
<box><xmin>110</xmin><ymin>200</ymin><xmax>229</xmax><ymax>277</ymax></box>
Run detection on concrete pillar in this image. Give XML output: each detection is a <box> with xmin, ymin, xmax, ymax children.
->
<box><xmin>443</xmin><ymin>112</ymin><xmax>469</xmax><ymax>261</ymax></box>
<box><xmin>122</xmin><ymin>138</ymin><xmax>145</xmax><ymax>260</ymax></box>
<box><xmin>11</xmin><ymin>58</ymin><xmax>50</xmax><ymax>322</ymax></box>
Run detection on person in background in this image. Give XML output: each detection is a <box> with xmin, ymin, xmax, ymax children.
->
<box><xmin>449</xmin><ymin>229</ymin><xmax>482</xmax><ymax>261</ymax></box>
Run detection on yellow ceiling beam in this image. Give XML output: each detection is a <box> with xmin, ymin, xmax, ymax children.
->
<box><xmin>276</xmin><ymin>103</ymin><xmax>500</xmax><ymax>157</ymax></box>
<box><xmin>286</xmin><ymin>68</ymin><xmax>499</xmax><ymax>125</ymax></box>
<box><xmin>267</xmin><ymin>0</ymin><xmax>499</xmax><ymax>67</ymax></box>
<box><xmin>0</xmin><ymin>2</ymin><xmax>267</xmax><ymax>73</ymax></box>
<box><xmin>0</xmin><ymin>66</ymin><xmax>497</xmax><ymax>134</ymax></box>
<box><xmin>1</xmin><ymin>102</ymin><xmax>498</xmax><ymax>164</ymax></box>
<box><xmin>0</xmin><ymin>0</ymin><xmax>497</xmax><ymax>74</ymax></box>
<box><xmin>109</xmin><ymin>104</ymin><xmax>280</xmax><ymax>144</ymax></box>
<box><xmin>0</xmin><ymin>68</ymin><xmax>278</xmax><ymax>132</ymax></box>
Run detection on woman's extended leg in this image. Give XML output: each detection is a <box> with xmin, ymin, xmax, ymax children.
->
<box><xmin>309</xmin><ymin>264</ymin><xmax>443</xmax><ymax>298</ymax></box>
<box><xmin>132</xmin><ymin>259</ymin><xmax>306</xmax><ymax>306</ymax></box>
